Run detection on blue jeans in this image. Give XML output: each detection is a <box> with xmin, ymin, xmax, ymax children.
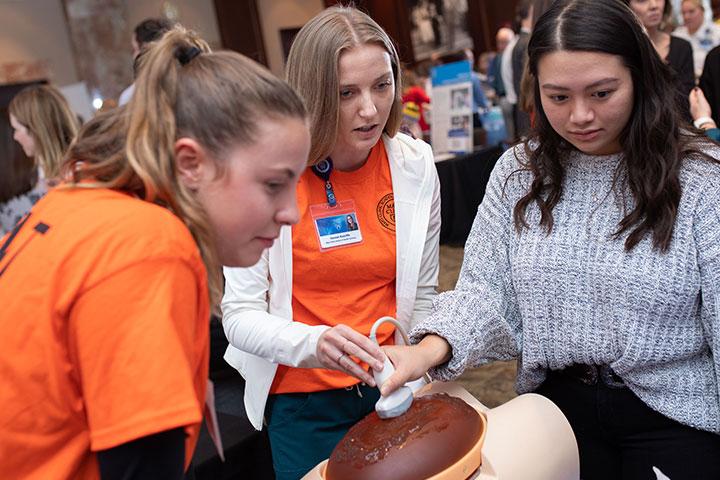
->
<box><xmin>264</xmin><ymin>384</ymin><xmax>380</xmax><ymax>480</ymax></box>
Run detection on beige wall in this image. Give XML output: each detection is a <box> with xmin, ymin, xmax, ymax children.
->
<box><xmin>257</xmin><ymin>0</ymin><xmax>324</xmax><ymax>75</ymax></box>
<box><xmin>0</xmin><ymin>0</ymin><xmax>78</xmax><ymax>85</ymax></box>
<box><xmin>0</xmin><ymin>0</ymin><xmax>320</xmax><ymax>86</ymax></box>
<box><xmin>126</xmin><ymin>0</ymin><xmax>221</xmax><ymax>49</ymax></box>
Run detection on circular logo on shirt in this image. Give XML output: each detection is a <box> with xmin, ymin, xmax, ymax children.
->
<box><xmin>376</xmin><ymin>193</ymin><xmax>395</xmax><ymax>232</ymax></box>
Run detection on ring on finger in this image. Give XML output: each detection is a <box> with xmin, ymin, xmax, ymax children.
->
<box><xmin>336</xmin><ymin>352</ymin><xmax>346</xmax><ymax>364</ymax></box>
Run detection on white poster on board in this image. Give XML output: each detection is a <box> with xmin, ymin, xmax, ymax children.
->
<box><xmin>430</xmin><ymin>60</ymin><xmax>473</xmax><ymax>156</ymax></box>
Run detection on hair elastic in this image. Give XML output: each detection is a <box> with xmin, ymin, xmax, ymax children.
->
<box><xmin>176</xmin><ymin>46</ymin><xmax>201</xmax><ymax>66</ymax></box>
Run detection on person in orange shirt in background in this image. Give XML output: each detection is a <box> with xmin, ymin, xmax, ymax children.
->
<box><xmin>0</xmin><ymin>26</ymin><xmax>310</xmax><ymax>480</ymax></box>
<box><xmin>221</xmin><ymin>6</ymin><xmax>441</xmax><ymax>480</ymax></box>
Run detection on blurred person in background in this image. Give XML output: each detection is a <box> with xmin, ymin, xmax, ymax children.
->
<box><xmin>674</xmin><ymin>0</ymin><xmax>720</xmax><ymax>77</ymax></box>
<box><xmin>0</xmin><ymin>120</ymin><xmax>43</xmax><ymax>237</ymax></box>
<box><xmin>118</xmin><ymin>17</ymin><xmax>174</xmax><ymax>106</ymax></box>
<box><xmin>3</xmin><ymin>85</ymin><xmax>80</xmax><ymax>234</ymax></box>
<box><xmin>464</xmin><ymin>48</ymin><xmax>490</xmax><ymax>128</ymax></box>
<box><xmin>509</xmin><ymin>0</ymin><xmax>534</xmax><ymax>138</ymax></box>
<box><xmin>489</xmin><ymin>26</ymin><xmax>516</xmax><ymax>139</ymax></box>
<box><xmin>699</xmin><ymin>42</ymin><xmax>720</xmax><ymax>121</ymax></box>
<box><xmin>517</xmin><ymin>0</ymin><xmax>560</xmax><ymax>127</ymax></box>
<box><xmin>624</xmin><ymin>0</ymin><xmax>695</xmax><ymax>119</ymax></box>
<box><xmin>488</xmin><ymin>27</ymin><xmax>515</xmax><ymax>100</ymax></box>
<box><xmin>690</xmin><ymin>85</ymin><xmax>720</xmax><ymax>139</ymax></box>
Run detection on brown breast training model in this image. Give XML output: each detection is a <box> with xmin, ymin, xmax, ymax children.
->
<box><xmin>326</xmin><ymin>393</ymin><xmax>484</xmax><ymax>480</ymax></box>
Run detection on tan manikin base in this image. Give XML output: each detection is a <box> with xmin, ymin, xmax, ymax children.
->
<box><xmin>302</xmin><ymin>381</ymin><xmax>580</xmax><ymax>480</ymax></box>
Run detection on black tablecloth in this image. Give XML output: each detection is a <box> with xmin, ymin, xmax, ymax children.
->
<box><xmin>186</xmin><ymin>409</ymin><xmax>274</xmax><ymax>480</ymax></box>
<box><xmin>436</xmin><ymin>145</ymin><xmax>505</xmax><ymax>246</ymax></box>
<box><xmin>185</xmin><ymin>319</ymin><xmax>275</xmax><ymax>480</ymax></box>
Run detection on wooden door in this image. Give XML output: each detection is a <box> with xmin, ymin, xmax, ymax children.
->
<box><xmin>213</xmin><ymin>0</ymin><xmax>267</xmax><ymax>65</ymax></box>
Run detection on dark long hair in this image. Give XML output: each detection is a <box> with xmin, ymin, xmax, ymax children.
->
<box><xmin>514</xmin><ymin>0</ymin><xmax>712</xmax><ymax>252</ymax></box>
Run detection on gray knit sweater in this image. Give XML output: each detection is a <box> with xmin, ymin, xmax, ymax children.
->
<box><xmin>411</xmin><ymin>144</ymin><xmax>720</xmax><ymax>433</ymax></box>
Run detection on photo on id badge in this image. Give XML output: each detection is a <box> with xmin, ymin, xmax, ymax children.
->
<box><xmin>312</xmin><ymin>205</ymin><xmax>363</xmax><ymax>251</ymax></box>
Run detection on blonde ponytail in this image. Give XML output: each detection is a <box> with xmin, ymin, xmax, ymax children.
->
<box><xmin>122</xmin><ymin>28</ymin><xmax>223</xmax><ymax>305</ymax></box>
<box><xmin>66</xmin><ymin>26</ymin><xmax>306</xmax><ymax>308</ymax></box>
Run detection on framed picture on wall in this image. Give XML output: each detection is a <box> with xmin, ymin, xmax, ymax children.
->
<box><xmin>406</xmin><ymin>0</ymin><xmax>474</xmax><ymax>60</ymax></box>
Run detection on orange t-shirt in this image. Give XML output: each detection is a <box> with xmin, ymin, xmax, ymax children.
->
<box><xmin>0</xmin><ymin>187</ymin><xmax>209</xmax><ymax>479</ymax></box>
<box><xmin>270</xmin><ymin>140</ymin><xmax>397</xmax><ymax>394</ymax></box>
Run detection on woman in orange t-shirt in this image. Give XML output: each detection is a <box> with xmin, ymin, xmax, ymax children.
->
<box><xmin>0</xmin><ymin>27</ymin><xmax>310</xmax><ymax>480</ymax></box>
<box><xmin>222</xmin><ymin>6</ymin><xmax>442</xmax><ymax>480</ymax></box>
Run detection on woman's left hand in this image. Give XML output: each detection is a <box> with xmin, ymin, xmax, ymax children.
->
<box><xmin>316</xmin><ymin>324</ymin><xmax>385</xmax><ymax>386</ymax></box>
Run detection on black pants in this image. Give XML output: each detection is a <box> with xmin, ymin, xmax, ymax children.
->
<box><xmin>536</xmin><ymin>371</ymin><xmax>720</xmax><ymax>480</ymax></box>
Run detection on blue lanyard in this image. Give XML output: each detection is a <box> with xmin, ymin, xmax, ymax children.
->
<box><xmin>311</xmin><ymin>158</ymin><xmax>337</xmax><ymax>207</ymax></box>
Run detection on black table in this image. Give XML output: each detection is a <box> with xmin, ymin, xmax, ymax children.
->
<box><xmin>435</xmin><ymin>145</ymin><xmax>505</xmax><ymax>246</ymax></box>
<box><xmin>186</xmin><ymin>406</ymin><xmax>274</xmax><ymax>480</ymax></box>
<box><xmin>185</xmin><ymin>319</ymin><xmax>275</xmax><ymax>480</ymax></box>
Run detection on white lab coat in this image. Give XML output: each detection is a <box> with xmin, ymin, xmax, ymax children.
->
<box><xmin>222</xmin><ymin>133</ymin><xmax>441</xmax><ymax>430</ymax></box>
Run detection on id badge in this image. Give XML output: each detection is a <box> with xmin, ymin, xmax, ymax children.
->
<box><xmin>310</xmin><ymin>199</ymin><xmax>363</xmax><ymax>251</ymax></box>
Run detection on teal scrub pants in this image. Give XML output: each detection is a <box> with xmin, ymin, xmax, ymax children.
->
<box><xmin>264</xmin><ymin>383</ymin><xmax>380</xmax><ymax>480</ymax></box>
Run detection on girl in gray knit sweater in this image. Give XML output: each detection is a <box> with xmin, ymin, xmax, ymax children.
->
<box><xmin>382</xmin><ymin>0</ymin><xmax>720</xmax><ymax>478</ymax></box>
